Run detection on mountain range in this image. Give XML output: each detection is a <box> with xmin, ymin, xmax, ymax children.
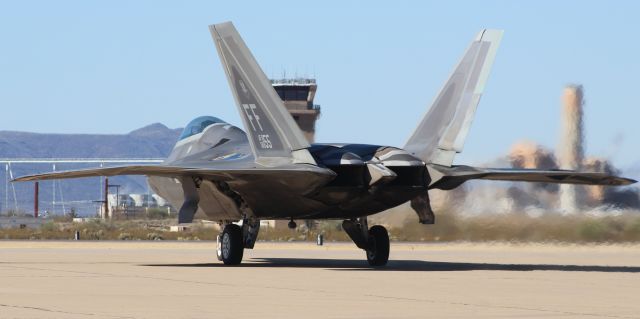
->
<box><xmin>0</xmin><ymin>123</ymin><xmax>182</xmax><ymax>216</ymax></box>
<box><xmin>0</xmin><ymin>123</ymin><xmax>181</xmax><ymax>158</ymax></box>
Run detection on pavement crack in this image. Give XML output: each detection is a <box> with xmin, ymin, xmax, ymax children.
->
<box><xmin>0</xmin><ymin>303</ymin><xmax>135</xmax><ymax>319</ymax></box>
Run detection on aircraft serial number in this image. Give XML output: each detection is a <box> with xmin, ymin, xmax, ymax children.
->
<box><xmin>258</xmin><ymin>134</ymin><xmax>272</xmax><ymax>149</ymax></box>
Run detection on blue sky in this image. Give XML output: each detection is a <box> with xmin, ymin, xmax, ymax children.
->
<box><xmin>0</xmin><ymin>1</ymin><xmax>638</xmax><ymax>167</ymax></box>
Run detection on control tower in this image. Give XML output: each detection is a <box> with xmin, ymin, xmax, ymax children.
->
<box><xmin>270</xmin><ymin>78</ymin><xmax>322</xmax><ymax>230</ymax></box>
<box><xmin>271</xmin><ymin>78</ymin><xmax>321</xmax><ymax>143</ymax></box>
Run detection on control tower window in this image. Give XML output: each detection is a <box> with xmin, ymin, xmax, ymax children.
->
<box><xmin>274</xmin><ymin>86</ymin><xmax>309</xmax><ymax>101</ymax></box>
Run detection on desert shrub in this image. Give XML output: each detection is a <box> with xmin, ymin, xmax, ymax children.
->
<box><xmin>578</xmin><ymin>219</ymin><xmax>610</xmax><ymax>242</ymax></box>
<box><xmin>118</xmin><ymin>232</ymin><xmax>132</xmax><ymax>240</ymax></box>
<box><xmin>147</xmin><ymin>232</ymin><xmax>163</xmax><ymax>240</ymax></box>
<box><xmin>146</xmin><ymin>208</ymin><xmax>170</xmax><ymax>220</ymax></box>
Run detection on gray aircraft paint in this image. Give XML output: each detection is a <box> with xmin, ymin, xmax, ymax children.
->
<box><xmin>405</xmin><ymin>29</ymin><xmax>503</xmax><ymax>167</ymax></box>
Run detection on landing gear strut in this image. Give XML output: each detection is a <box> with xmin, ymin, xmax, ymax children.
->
<box><xmin>342</xmin><ymin>217</ymin><xmax>390</xmax><ymax>266</ymax></box>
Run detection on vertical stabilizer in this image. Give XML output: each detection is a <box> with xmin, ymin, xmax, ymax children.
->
<box><xmin>210</xmin><ymin>22</ymin><xmax>313</xmax><ymax>165</ymax></box>
<box><xmin>404</xmin><ymin>29</ymin><xmax>503</xmax><ymax>166</ymax></box>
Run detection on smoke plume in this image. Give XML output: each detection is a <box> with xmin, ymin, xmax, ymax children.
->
<box><xmin>509</xmin><ymin>141</ymin><xmax>557</xmax><ymax>170</ymax></box>
<box><xmin>372</xmin><ymin>84</ymin><xmax>638</xmax><ymax>227</ymax></box>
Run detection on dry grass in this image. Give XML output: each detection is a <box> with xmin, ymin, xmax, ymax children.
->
<box><xmin>1</xmin><ymin>211</ymin><xmax>640</xmax><ymax>243</ymax></box>
<box><xmin>0</xmin><ymin>219</ymin><xmax>217</xmax><ymax>241</ymax></box>
<box><xmin>389</xmin><ymin>210</ymin><xmax>640</xmax><ymax>243</ymax></box>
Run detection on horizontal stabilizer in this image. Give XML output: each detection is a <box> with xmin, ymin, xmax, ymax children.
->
<box><xmin>428</xmin><ymin>164</ymin><xmax>637</xmax><ymax>190</ymax></box>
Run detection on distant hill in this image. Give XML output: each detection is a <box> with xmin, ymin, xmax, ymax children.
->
<box><xmin>0</xmin><ymin>124</ymin><xmax>182</xmax><ymax>216</ymax></box>
<box><xmin>0</xmin><ymin>123</ymin><xmax>181</xmax><ymax>158</ymax></box>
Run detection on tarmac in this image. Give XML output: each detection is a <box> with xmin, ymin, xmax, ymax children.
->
<box><xmin>1</xmin><ymin>241</ymin><xmax>640</xmax><ymax>319</ymax></box>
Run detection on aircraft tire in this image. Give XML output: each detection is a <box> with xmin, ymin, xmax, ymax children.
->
<box><xmin>216</xmin><ymin>234</ymin><xmax>223</xmax><ymax>261</ymax></box>
<box><xmin>220</xmin><ymin>224</ymin><xmax>244</xmax><ymax>265</ymax></box>
<box><xmin>366</xmin><ymin>225</ymin><xmax>389</xmax><ymax>266</ymax></box>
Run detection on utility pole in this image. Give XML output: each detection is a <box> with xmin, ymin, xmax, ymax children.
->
<box><xmin>104</xmin><ymin>177</ymin><xmax>109</xmax><ymax>219</ymax></box>
<box><xmin>34</xmin><ymin>181</ymin><xmax>39</xmax><ymax>218</ymax></box>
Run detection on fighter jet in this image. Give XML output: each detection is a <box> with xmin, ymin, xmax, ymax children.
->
<box><xmin>14</xmin><ymin>22</ymin><xmax>635</xmax><ymax>266</ymax></box>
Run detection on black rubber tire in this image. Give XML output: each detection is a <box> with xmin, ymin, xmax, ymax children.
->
<box><xmin>220</xmin><ymin>224</ymin><xmax>244</xmax><ymax>265</ymax></box>
<box><xmin>366</xmin><ymin>225</ymin><xmax>390</xmax><ymax>266</ymax></box>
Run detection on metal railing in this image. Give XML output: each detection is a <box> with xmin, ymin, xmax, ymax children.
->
<box><xmin>0</xmin><ymin>158</ymin><xmax>164</xmax><ymax>164</ymax></box>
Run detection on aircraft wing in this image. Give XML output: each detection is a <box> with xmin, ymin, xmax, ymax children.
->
<box><xmin>12</xmin><ymin>162</ymin><xmax>336</xmax><ymax>224</ymax></box>
<box><xmin>428</xmin><ymin>164</ymin><xmax>637</xmax><ymax>190</ymax></box>
<box><xmin>11</xmin><ymin>164</ymin><xmax>334</xmax><ymax>182</ymax></box>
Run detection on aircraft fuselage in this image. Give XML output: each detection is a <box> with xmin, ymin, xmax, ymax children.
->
<box><xmin>147</xmin><ymin>120</ymin><xmax>428</xmax><ymax>222</ymax></box>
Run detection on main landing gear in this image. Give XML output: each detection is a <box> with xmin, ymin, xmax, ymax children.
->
<box><xmin>217</xmin><ymin>224</ymin><xmax>243</xmax><ymax>264</ymax></box>
<box><xmin>342</xmin><ymin>217</ymin><xmax>390</xmax><ymax>266</ymax></box>
<box><xmin>216</xmin><ymin>218</ymin><xmax>260</xmax><ymax>265</ymax></box>
<box><xmin>215</xmin><ymin>217</ymin><xmax>390</xmax><ymax>267</ymax></box>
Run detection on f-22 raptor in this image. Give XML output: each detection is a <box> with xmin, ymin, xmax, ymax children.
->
<box><xmin>15</xmin><ymin>22</ymin><xmax>635</xmax><ymax>266</ymax></box>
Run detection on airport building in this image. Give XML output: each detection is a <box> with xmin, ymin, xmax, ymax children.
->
<box><xmin>99</xmin><ymin>193</ymin><xmax>171</xmax><ymax>219</ymax></box>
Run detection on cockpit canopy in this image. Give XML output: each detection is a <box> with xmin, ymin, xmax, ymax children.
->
<box><xmin>179</xmin><ymin>116</ymin><xmax>227</xmax><ymax>140</ymax></box>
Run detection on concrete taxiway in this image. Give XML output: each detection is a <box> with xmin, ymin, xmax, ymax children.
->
<box><xmin>1</xmin><ymin>241</ymin><xmax>639</xmax><ymax>318</ymax></box>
